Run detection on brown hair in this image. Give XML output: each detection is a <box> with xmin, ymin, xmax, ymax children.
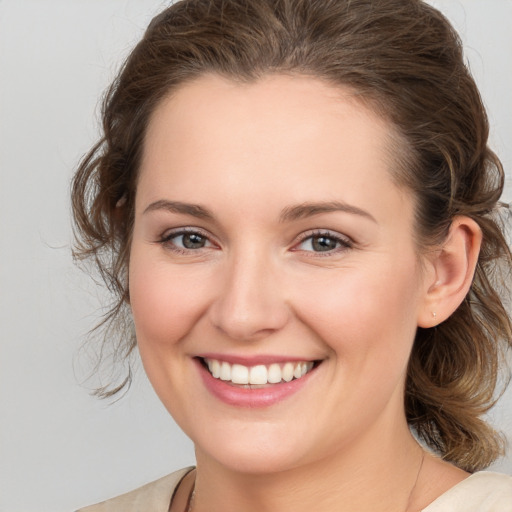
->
<box><xmin>72</xmin><ymin>0</ymin><xmax>512</xmax><ymax>471</ymax></box>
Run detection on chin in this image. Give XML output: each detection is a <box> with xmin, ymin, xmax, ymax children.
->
<box><xmin>192</xmin><ymin>424</ymin><xmax>314</xmax><ymax>475</ymax></box>
<box><xmin>199</xmin><ymin>444</ymin><xmax>306</xmax><ymax>475</ymax></box>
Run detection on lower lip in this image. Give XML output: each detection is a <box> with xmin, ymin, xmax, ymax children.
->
<box><xmin>195</xmin><ymin>359</ymin><xmax>315</xmax><ymax>408</ymax></box>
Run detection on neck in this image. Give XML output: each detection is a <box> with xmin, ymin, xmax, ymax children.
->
<box><xmin>192</xmin><ymin>417</ymin><xmax>423</xmax><ymax>512</ymax></box>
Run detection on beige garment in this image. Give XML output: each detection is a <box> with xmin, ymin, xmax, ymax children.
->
<box><xmin>76</xmin><ymin>469</ymin><xmax>512</xmax><ymax>512</ymax></box>
<box><xmin>421</xmin><ymin>471</ymin><xmax>512</xmax><ymax>511</ymax></box>
<box><xmin>76</xmin><ymin>468</ymin><xmax>193</xmax><ymax>512</ymax></box>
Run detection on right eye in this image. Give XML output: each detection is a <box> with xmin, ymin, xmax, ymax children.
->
<box><xmin>159</xmin><ymin>229</ymin><xmax>215</xmax><ymax>252</ymax></box>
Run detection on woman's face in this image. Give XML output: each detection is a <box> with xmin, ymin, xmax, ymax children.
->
<box><xmin>129</xmin><ymin>74</ymin><xmax>430</xmax><ymax>473</ymax></box>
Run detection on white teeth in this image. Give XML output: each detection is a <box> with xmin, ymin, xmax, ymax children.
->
<box><xmin>231</xmin><ymin>364</ymin><xmax>249</xmax><ymax>384</ymax></box>
<box><xmin>204</xmin><ymin>358</ymin><xmax>315</xmax><ymax>385</ymax></box>
<box><xmin>220</xmin><ymin>361</ymin><xmax>231</xmax><ymax>381</ymax></box>
<box><xmin>249</xmin><ymin>365</ymin><xmax>268</xmax><ymax>385</ymax></box>
<box><xmin>267</xmin><ymin>363</ymin><xmax>282</xmax><ymax>384</ymax></box>
<box><xmin>211</xmin><ymin>359</ymin><xmax>221</xmax><ymax>378</ymax></box>
<box><xmin>282</xmin><ymin>362</ymin><xmax>294</xmax><ymax>382</ymax></box>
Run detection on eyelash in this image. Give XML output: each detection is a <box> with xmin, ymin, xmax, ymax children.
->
<box><xmin>158</xmin><ymin>227</ymin><xmax>216</xmax><ymax>254</ymax></box>
<box><xmin>292</xmin><ymin>230</ymin><xmax>354</xmax><ymax>256</ymax></box>
<box><xmin>157</xmin><ymin>228</ymin><xmax>354</xmax><ymax>255</ymax></box>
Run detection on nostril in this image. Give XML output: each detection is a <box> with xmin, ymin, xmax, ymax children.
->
<box><xmin>209</xmin><ymin>297</ymin><xmax>291</xmax><ymax>342</ymax></box>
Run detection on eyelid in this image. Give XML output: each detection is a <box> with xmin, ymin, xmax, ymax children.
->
<box><xmin>155</xmin><ymin>226</ymin><xmax>354</xmax><ymax>255</ymax></box>
<box><xmin>158</xmin><ymin>226</ymin><xmax>219</xmax><ymax>251</ymax></box>
<box><xmin>160</xmin><ymin>226</ymin><xmax>211</xmax><ymax>241</ymax></box>
<box><xmin>291</xmin><ymin>229</ymin><xmax>354</xmax><ymax>254</ymax></box>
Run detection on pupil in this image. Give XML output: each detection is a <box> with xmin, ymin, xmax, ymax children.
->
<box><xmin>183</xmin><ymin>233</ymin><xmax>205</xmax><ymax>249</ymax></box>
<box><xmin>312</xmin><ymin>236</ymin><xmax>337</xmax><ymax>252</ymax></box>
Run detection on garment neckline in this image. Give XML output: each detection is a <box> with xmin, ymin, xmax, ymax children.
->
<box><xmin>169</xmin><ymin>469</ymin><xmax>510</xmax><ymax>512</ymax></box>
<box><xmin>420</xmin><ymin>471</ymin><xmax>510</xmax><ymax>511</ymax></box>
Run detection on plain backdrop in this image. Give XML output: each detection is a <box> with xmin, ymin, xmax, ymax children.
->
<box><xmin>0</xmin><ymin>1</ymin><xmax>511</xmax><ymax>511</ymax></box>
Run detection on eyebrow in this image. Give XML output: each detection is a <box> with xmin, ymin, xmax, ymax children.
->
<box><xmin>143</xmin><ymin>199</ymin><xmax>214</xmax><ymax>219</ymax></box>
<box><xmin>279</xmin><ymin>201</ymin><xmax>377</xmax><ymax>223</ymax></box>
<box><xmin>143</xmin><ymin>199</ymin><xmax>377</xmax><ymax>223</ymax></box>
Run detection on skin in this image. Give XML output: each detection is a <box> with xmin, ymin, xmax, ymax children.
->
<box><xmin>129</xmin><ymin>74</ymin><xmax>477</xmax><ymax>512</ymax></box>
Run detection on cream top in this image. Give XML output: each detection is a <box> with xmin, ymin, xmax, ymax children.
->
<box><xmin>76</xmin><ymin>468</ymin><xmax>512</xmax><ymax>512</ymax></box>
<box><xmin>421</xmin><ymin>471</ymin><xmax>512</xmax><ymax>511</ymax></box>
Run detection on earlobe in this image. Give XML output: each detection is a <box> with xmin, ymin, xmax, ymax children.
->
<box><xmin>417</xmin><ymin>217</ymin><xmax>482</xmax><ymax>328</ymax></box>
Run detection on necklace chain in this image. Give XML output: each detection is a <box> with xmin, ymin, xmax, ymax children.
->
<box><xmin>405</xmin><ymin>449</ymin><xmax>426</xmax><ymax>512</ymax></box>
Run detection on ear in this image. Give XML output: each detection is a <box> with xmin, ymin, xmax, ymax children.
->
<box><xmin>417</xmin><ymin>216</ymin><xmax>482</xmax><ymax>328</ymax></box>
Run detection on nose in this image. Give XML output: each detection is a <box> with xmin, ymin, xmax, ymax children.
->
<box><xmin>208</xmin><ymin>250</ymin><xmax>290</xmax><ymax>342</ymax></box>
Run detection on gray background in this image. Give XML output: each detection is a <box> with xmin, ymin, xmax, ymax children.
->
<box><xmin>0</xmin><ymin>1</ymin><xmax>511</xmax><ymax>511</ymax></box>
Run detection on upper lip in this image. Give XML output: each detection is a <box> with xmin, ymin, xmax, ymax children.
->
<box><xmin>195</xmin><ymin>353</ymin><xmax>320</xmax><ymax>366</ymax></box>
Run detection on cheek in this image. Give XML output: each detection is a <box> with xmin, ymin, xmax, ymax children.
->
<box><xmin>128</xmin><ymin>251</ymin><xmax>216</xmax><ymax>419</ymax></box>
<box><xmin>294</xmin><ymin>260</ymin><xmax>422</xmax><ymax>366</ymax></box>
<box><xmin>128</xmin><ymin>252</ymin><xmax>211</xmax><ymax>348</ymax></box>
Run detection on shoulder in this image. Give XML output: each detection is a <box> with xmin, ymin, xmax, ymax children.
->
<box><xmin>423</xmin><ymin>471</ymin><xmax>512</xmax><ymax>512</ymax></box>
<box><xmin>75</xmin><ymin>467</ymin><xmax>194</xmax><ymax>512</ymax></box>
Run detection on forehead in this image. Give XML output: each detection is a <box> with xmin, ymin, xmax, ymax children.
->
<box><xmin>144</xmin><ymin>74</ymin><xmax>391</xmax><ymax>151</ymax></box>
<box><xmin>138</xmin><ymin>73</ymin><xmax>410</xmax><ymax>223</ymax></box>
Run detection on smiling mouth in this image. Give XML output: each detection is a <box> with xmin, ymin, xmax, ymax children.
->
<box><xmin>200</xmin><ymin>358</ymin><xmax>317</xmax><ymax>386</ymax></box>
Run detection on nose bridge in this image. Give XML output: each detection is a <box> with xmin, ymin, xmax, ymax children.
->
<box><xmin>209</xmin><ymin>243</ymin><xmax>289</xmax><ymax>341</ymax></box>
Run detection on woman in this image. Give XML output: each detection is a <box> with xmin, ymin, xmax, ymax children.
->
<box><xmin>72</xmin><ymin>0</ymin><xmax>512</xmax><ymax>510</ymax></box>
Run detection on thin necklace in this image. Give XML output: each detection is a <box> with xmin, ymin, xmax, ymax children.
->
<box><xmin>405</xmin><ymin>449</ymin><xmax>426</xmax><ymax>512</ymax></box>
<box><xmin>186</xmin><ymin>450</ymin><xmax>426</xmax><ymax>512</ymax></box>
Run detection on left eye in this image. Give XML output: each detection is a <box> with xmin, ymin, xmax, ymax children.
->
<box><xmin>296</xmin><ymin>233</ymin><xmax>351</xmax><ymax>253</ymax></box>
